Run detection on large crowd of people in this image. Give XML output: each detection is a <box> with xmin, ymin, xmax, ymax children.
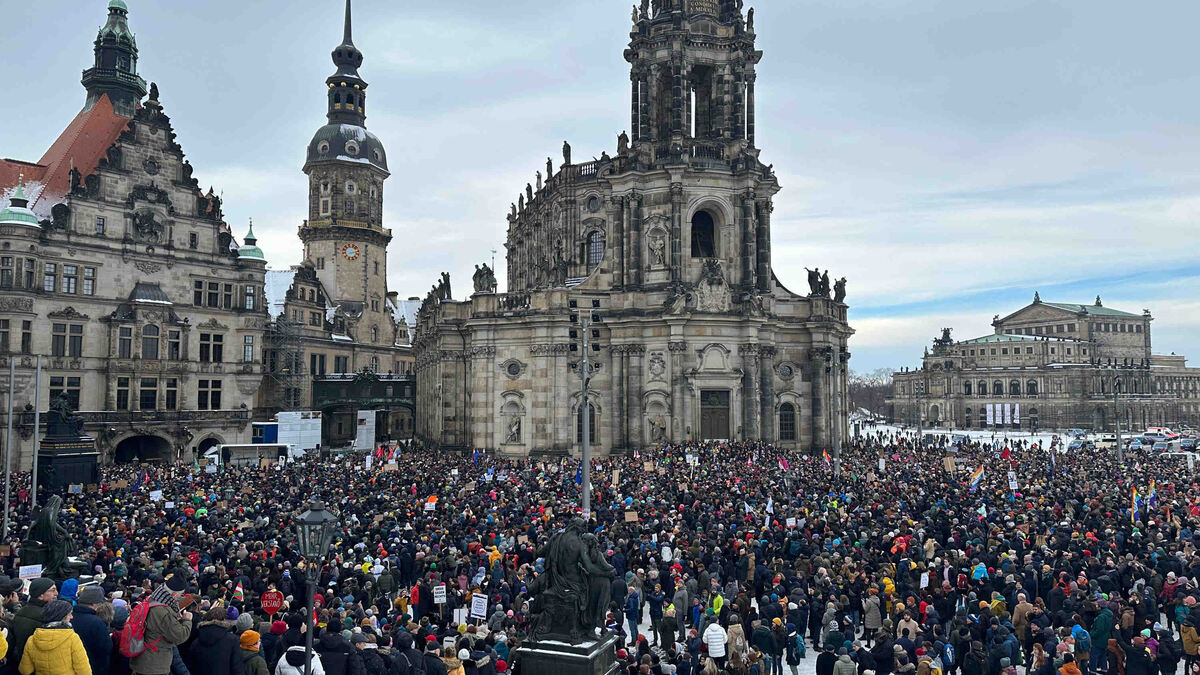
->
<box><xmin>0</xmin><ymin>428</ymin><xmax>1196</xmax><ymax>675</ymax></box>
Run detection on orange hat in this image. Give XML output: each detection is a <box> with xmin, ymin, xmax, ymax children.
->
<box><xmin>240</xmin><ymin>631</ymin><xmax>260</xmax><ymax>650</ymax></box>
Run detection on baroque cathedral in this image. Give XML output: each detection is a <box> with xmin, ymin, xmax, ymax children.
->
<box><xmin>414</xmin><ymin>0</ymin><xmax>854</xmax><ymax>454</ymax></box>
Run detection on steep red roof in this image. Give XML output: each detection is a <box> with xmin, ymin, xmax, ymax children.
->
<box><xmin>0</xmin><ymin>94</ymin><xmax>132</xmax><ymax>212</ymax></box>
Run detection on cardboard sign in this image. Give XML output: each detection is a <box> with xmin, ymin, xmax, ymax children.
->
<box><xmin>943</xmin><ymin>457</ymin><xmax>956</xmax><ymax>473</ymax></box>
<box><xmin>433</xmin><ymin>584</ymin><xmax>447</xmax><ymax>604</ymax></box>
<box><xmin>612</xmin><ymin>470</ymin><xmax>620</xmax><ymax>484</ymax></box>
<box><xmin>0</xmin><ymin>545</ymin><xmax>10</xmax><ymax>557</ymax></box>
<box><xmin>517</xmin><ymin>535</ymin><xmax>529</xmax><ymax>545</ymax></box>
<box><xmin>115</xmin><ymin>480</ymin><xmax>128</xmax><ymax>488</ymax></box>
<box><xmin>643</xmin><ymin>462</ymin><xmax>653</xmax><ymax>472</ymax></box>
<box><xmin>18</xmin><ymin>564</ymin><xmax>42</xmax><ymax>579</ymax></box>
<box><xmin>471</xmin><ymin>594</ymin><xmax>488</xmax><ymax>620</ymax></box>
<box><xmin>374</xmin><ymin>515</ymin><xmax>386</xmax><ymax>523</ymax></box>
<box><xmin>68</xmin><ymin>484</ymin><xmax>83</xmax><ymax>494</ymax></box>
<box><xmin>625</xmin><ymin>511</ymin><xmax>639</xmax><ymax>522</ymax></box>
<box><xmin>217</xmin><ymin>501</ymin><xmax>228</xmax><ymax>510</ymax></box>
<box><xmin>261</xmin><ymin>590</ymin><xmax>284</xmax><ymax>617</ymax></box>
<box><xmin>384</xmin><ymin>463</ymin><xmax>398</xmax><ymax>472</ymax></box>
<box><xmin>87</xmin><ymin>484</ymin><xmax>98</xmax><ymax>493</ymax></box>
<box><xmin>149</xmin><ymin>490</ymin><xmax>163</xmax><ymax>502</ymax></box>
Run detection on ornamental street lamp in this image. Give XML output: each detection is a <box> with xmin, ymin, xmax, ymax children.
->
<box><xmin>296</xmin><ymin>499</ymin><xmax>337</xmax><ymax>675</ymax></box>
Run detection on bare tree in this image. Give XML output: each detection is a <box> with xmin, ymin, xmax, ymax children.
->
<box><xmin>849</xmin><ymin>367</ymin><xmax>894</xmax><ymax>417</ymax></box>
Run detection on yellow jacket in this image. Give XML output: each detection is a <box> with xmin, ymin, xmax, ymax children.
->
<box><xmin>19</xmin><ymin>627</ymin><xmax>91</xmax><ymax>675</ymax></box>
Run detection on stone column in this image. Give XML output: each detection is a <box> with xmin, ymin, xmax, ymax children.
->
<box><xmin>631</xmin><ymin>76</ymin><xmax>641</xmax><ymax>142</ymax></box>
<box><xmin>671</xmin><ymin>60</ymin><xmax>684</xmax><ymax>137</ymax></box>
<box><xmin>628</xmin><ymin>346</ymin><xmax>645</xmax><ymax>448</ymax></box>
<box><xmin>761</xmin><ymin>346</ymin><xmax>776</xmax><ymax>443</ymax></box>
<box><xmin>612</xmin><ymin>345</ymin><xmax>628</xmax><ymax>451</ymax></box>
<box><xmin>809</xmin><ymin>349</ymin><xmax>829</xmax><ymax>450</ymax></box>
<box><xmin>670</xmin><ymin>183</ymin><xmax>684</xmax><ymax>282</ymax></box>
<box><xmin>648</xmin><ymin>65</ymin><xmax>660</xmax><ymax>141</ymax></box>
<box><xmin>733</xmin><ymin>70</ymin><xmax>745</xmax><ymax>140</ymax></box>
<box><xmin>756</xmin><ymin>198</ymin><xmax>772</xmax><ymax>292</ymax></box>
<box><xmin>740</xmin><ymin>345</ymin><xmax>761</xmax><ymax>439</ymax></box>
<box><xmin>746</xmin><ymin>73</ymin><xmax>757</xmax><ymax>146</ymax></box>
<box><xmin>610</xmin><ymin>196</ymin><xmax>625</xmax><ymax>287</ymax></box>
<box><xmin>669</xmin><ymin>341</ymin><xmax>686</xmax><ymax>441</ymax></box>
<box><xmin>631</xmin><ymin>192</ymin><xmax>643</xmax><ymax>287</ymax></box>
<box><xmin>640</xmin><ymin>73</ymin><xmax>651</xmax><ymax>141</ymax></box>
<box><xmin>740</xmin><ymin>191</ymin><xmax>757</xmax><ymax>288</ymax></box>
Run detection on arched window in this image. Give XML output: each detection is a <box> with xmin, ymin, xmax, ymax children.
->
<box><xmin>978</xmin><ymin>380</ymin><xmax>987</xmax><ymax>395</ymax></box>
<box><xmin>993</xmin><ymin>380</ymin><xmax>1003</xmax><ymax>397</ymax></box>
<box><xmin>964</xmin><ymin>408</ymin><xmax>973</xmax><ymax>428</ymax></box>
<box><xmin>334</xmin><ymin>92</ymin><xmax>342</xmax><ymax>105</ymax></box>
<box><xmin>141</xmin><ymin>325</ymin><xmax>160</xmax><ymax>360</ymax></box>
<box><xmin>778</xmin><ymin>403</ymin><xmax>796</xmax><ymax>441</ymax></box>
<box><xmin>576</xmin><ymin>403</ymin><xmax>597</xmax><ymax>444</ymax></box>
<box><xmin>963</xmin><ymin>381</ymin><xmax>972</xmax><ymax>396</ymax></box>
<box><xmin>1009</xmin><ymin>380</ymin><xmax>1020</xmax><ymax>396</ymax></box>
<box><xmin>691</xmin><ymin>210</ymin><xmax>716</xmax><ymax>258</ymax></box>
<box><xmin>1027</xmin><ymin>380</ymin><xmax>1038</xmax><ymax>396</ymax></box>
<box><xmin>371</xmin><ymin>326</ymin><xmax>379</xmax><ymax>342</ymax></box>
<box><xmin>587</xmin><ymin>230</ymin><xmax>605</xmax><ymax>268</ymax></box>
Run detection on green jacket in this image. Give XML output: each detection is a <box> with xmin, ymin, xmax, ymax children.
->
<box><xmin>1090</xmin><ymin>608</ymin><xmax>1114</xmax><ymax>644</ymax></box>
<box><xmin>242</xmin><ymin>649</ymin><xmax>270</xmax><ymax>675</ymax></box>
<box><xmin>130</xmin><ymin>604</ymin><xmax>192</xmax><ymax>675</ymax></box>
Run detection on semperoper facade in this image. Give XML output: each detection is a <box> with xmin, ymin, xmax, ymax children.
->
<box><xmin>891</xmin><ymin>295</ymin><xmax>1200</xmax><ymax>432</ymax></box>
<box><xmin>414</xmin><ymin>0</ymin><xmax>854</xmax><ymax>455</ymax></box>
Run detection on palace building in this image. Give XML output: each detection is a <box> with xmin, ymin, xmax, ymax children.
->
<box><xmin>413</xmin><ymin>0</ymin><xmax>854</xmax><ymax>455</ymax></box>
<box><xmin>890</xmin><ymin>295</ymin><xmax>1200</xmax><ymax>432</ymax></box>
<box><xmin>0</xmin><ymin>0</ymin><xmax>267</xmax><ymax>464</ymax></box>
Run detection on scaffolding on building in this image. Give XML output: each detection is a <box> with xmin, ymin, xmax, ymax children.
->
<box><xmin>264</xmin><ymin>314</ymin><xmax>305</xmax><ymax>413</ymax></box>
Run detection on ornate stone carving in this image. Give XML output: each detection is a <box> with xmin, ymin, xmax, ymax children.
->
<box><xmin>132</xmin><ymin>210</ymin><xmax>165</xmax><ymax>245</ymax></box>
<box><xmin>667</xmin><ymin>341</ymin><xmax>687</xmax><ymax>352</ymax></box>
<box><xmin>47</xmin><ymin>307</ymin><xmax>90</xmax><ymax>321</ymax></box>
<box><xmin>695</xmin><ymin>259</ymin><xmax>731</xmax><ymax>312</ymax></box>
<box><xmin>530</xmin><ymin>344</ymin><xmax>570</xmax><ymax>356</ymax></box>
<box><xmin>647</xmin><ymin>232</ymin><xmax>667</xmax><ymax>268</ymax></box>
<box><xmin>196</xmin><ymin>318</ymin><xmax>229</xmax><ymax>331</ymax></box>
<box><xmin>469</xmin><ymin>346</ymin><xmax>497</xmax><ymax>358</ymax></box>
<box><xmin>609</xmin><ymin>344</ymin><xmax>646</xmax><ymax>355</ymax></box>
<box><xmin>648</xmin><ymin>352</ymin><xmax>666</xmax><ymax>382</ymax></box>
<box><xmin>776</xmin><ymin>363</ymin><xmax>796</xmax><ymax>381</ymax></box>
<box><xmin>500</xmin><ymin>359</ymin><xmax>526</xmax><ymax>379</ymax></box>
<box><xmin>0</xmin><ymin>297</ymin><xmax>34</xmax><ymax>313</ymax></box>
<box><xmin>134</xmin><ymin>261</ymin><xmax>163</xmax><ymax>275</ymax></box>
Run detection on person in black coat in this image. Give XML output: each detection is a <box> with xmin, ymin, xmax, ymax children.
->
<box><xmin>73</xmin><ymin>586</ymin><xmax>114</xmax><ymax>675</ymax></box>
<box><xmin>185</xmin><ymin>608</ymin><xmax>247</xmax><ymax>675</ymax></box>
<box><xmin>389</xmin><ymin>632</ymin><xmax>425</xmax><ymax>675</ymax></box>
<box><xmin>423</xmin><ymin>641</ymin><xmax>448</xmax><ymax>675</ymax></box>
<box><xmin>318</xmin><ymin>630</ymin><xmax>366</xmax><ymax>675</ymax></box>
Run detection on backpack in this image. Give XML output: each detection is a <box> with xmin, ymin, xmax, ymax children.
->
<box><xmin>943</xmin><ymin>643</ymin><xmax>955</xmax><ymax>667</ymax></box>
<box><xmin>119</xmin><ymin>601</ymin><xmax>166</xmax><ymax>658</ymax></box>
<box><xmin>1076</xmin><ymin>632</ymin><xmax>1092</xmax><ymax>655</ymax></box>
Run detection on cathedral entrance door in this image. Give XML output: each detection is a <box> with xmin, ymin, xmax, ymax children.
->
<box><xmin>700</xmin><ymin>390</ymin><xmax>731</xmax><ymax>440</ymax></box>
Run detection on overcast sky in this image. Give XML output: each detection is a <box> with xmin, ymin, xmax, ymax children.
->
<box><xmin>5</xmin><ymin>0</ymin><xmax>1199</xmax><ymax>373</ymax></box>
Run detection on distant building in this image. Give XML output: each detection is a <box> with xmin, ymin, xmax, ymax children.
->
<box><xmin>890</xmin><ymin>294</ymin><xmax>1200</xmax><ymax>431</ymax></box>
<box><xmin>413</xmin><ymin>1</ymin><xmax>853</xmax><ymax>455</ymax></box>
<box><xmin>0</xmin><ymin>0</ymin><xmax>267</xmax><ymax>464</ymax></box>
<box><xmin>255</xmin><ymin>1</ymin><xmax>415</xmax><ymax>447</ymax></box>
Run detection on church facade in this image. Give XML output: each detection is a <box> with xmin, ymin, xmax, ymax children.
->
<box><xmin>0</xmin><ymin>0</ymin><xmax>267</xmax><ymax>465</ymax></box>
<box><xmin>413</xmin><ymin>1</ymin><xmax>853</xmax><ymax>455</ymax></box>
<box><xmin>890</xmin><ymin>295</ymin><xmax>1200</xmax><ymax>432</ymax></box>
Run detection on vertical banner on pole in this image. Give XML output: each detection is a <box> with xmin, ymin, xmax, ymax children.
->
<box><xmin>1014</xmin><ymin>404</ymin><xmax>1020</xmax><ymax>426</ymax></box>
<box><xmin>986</xmin><ymin>404</ymin><xmax>994</xmax><ymax>426</ymax></box>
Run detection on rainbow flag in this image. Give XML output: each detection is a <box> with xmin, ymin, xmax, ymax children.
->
<box><xmin>822</xmin><ymin>449</ymin><xmax>832</xmax><ymax>466</ymax></box>
<box><xmin>1132</xmin><ymin>486</ymin><xmax>1141</xmax><ymax>523</ymax></box>
<box><xmin>968</xmin><ymin>465</ymin><xmax>985</xmax><ymax>492</ymax></box>
<box><xmin>1149</xmin><ymin>479</ymin><xmax>1158</xmax><ymax>508</ymax></box>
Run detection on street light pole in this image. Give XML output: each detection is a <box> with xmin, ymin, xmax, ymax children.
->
<box><xmin>579</xmin><ymin>311</ymin><xmax>592</xmax><ymax>519</ymax></box>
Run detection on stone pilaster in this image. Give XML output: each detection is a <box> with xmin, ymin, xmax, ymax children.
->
<box><xmin>670</xmin><ymin>183</ymin><xmax>684</xmax><ymax>282</ymax></box>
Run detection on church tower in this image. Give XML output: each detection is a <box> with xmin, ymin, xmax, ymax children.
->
<box><xmin>299</xmin><ymin>0</ymin><xmax>391</xmax><ymax>344</ymax></box>
<box><xmin>81</xmin><ymin>0</ymin><xmax>148</xmax><ymax>116</ymax></box>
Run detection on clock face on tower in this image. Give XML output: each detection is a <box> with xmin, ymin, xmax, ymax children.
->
<box><xmin>341</xmin><ymin>243</ymin><xmax>361</xmax><ymax>261</ymax></box>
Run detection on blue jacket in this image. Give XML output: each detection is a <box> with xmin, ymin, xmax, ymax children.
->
<box><xmin>625</xmin><ymin>591</ymin><xmax>641</xmax><ymax>619</ymax></box>
<box><xmin>73</xmin><ymin>605</ymin><xmax>113</xmax><ymax>675</ymax></box>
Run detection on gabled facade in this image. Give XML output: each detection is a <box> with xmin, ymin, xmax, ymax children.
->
<box><xmin>0</xmin><ymin>0</ymin><xmax>267</xmax><ymax>465</ymax></box>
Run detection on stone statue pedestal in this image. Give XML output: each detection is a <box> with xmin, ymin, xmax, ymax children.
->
<box><xmin>515</xmin><ymin>633</ymin><xmax>620</xmax><ymax>675</ymax></box>
<box><xmin>37</xmin><ymin>400</ymin><xmax>98</xmax><ymax>496</ymax></box>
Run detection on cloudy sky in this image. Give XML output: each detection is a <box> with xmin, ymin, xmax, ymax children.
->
<box><xmin>6</xmin><ymin>0</ymin><xmax>1199</xmax><ymax>372</ymax></box>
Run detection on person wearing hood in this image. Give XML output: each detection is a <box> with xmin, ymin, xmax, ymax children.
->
<box><xmin>832</xmin><ymin>649</ymin><xmax>857</xmax><ymax>675</ymax></box>
<box><xmin>17</xmin><ymin>600</ymin><xmax>85</xmax><ymax>675</ymax></box>
<box><xmin>240</xmin><ymin>632</ymin><xmax>269</xmax><ymax>675</ymax></box>
<box><xmin>316</xmin><ymin>627</ymin><xmax>363</xmax><ymax>675</ymax></box>
<box><xmin>11</xmin><ymin>577</ymin><xmax>58</xmax><ymax>673</ymax></box>
<box><xmin>389</xmin><ymin>633</ymin><xmax>424</xmax><ymax>675</ymax></box>
<box><xmin>184</xmin><ymin>606</ymin><xmax>246</xmax><ymax>675</ymax></box>
<box><xmin>275</xmin><ymin>646</ymin><xmax>324</xmax><ymax>675</ymax></box>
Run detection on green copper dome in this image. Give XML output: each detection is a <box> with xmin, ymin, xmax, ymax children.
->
<box><xmin>238</xmin><ymin>220</ymin><xmax>266</xmax><ymax>261</ymax></box>
<box><xmin>0</xmin><ymin>178</ymin><xmax>42</xmax><ymax>229</ymax></box>
<box><xmin>108</xmin><ymin>0</ymin><xmax>128</xmax><ymax>10</ymax></box>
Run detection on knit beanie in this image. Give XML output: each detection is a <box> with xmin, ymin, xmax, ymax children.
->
<box><xmin>240</xmin><ymin>630</ymin><xmax>260</xmax><ymax>651</ymax></box>
<box><xmin>236</xmin><ymin>613</ymin><xmax>255</xmax><ymax>632</ymax></box>
<box><xmin>43</xmin><ymin>599</ymin><xmax>72</xmax><ymax>624</ymax></box>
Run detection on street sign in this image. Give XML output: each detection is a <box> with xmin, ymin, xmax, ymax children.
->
<box><xmin>261</xmin><ymin>590</ymin><xmax>284</xmax><ymax>617</ymax></box>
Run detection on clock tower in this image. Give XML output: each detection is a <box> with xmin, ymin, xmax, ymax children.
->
<box><xmin>298</xmin><ymin>0</ymin><xmax>392</xmax><ymax>345</ymax></box>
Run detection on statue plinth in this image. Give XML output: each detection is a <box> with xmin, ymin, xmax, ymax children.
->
<box><xmin>38</xmin><ymin>398</ymin><xmax>99</xmax><ymax>496</ymax></box>
<box><xmin>515</xmin><ymin>632</ymin><xmax>620</xmax><ymax>675</ymax></box>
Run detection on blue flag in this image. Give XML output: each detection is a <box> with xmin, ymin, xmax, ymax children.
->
<box><xmin>472</xmin><ymin>448</ymin><xmax>480</xmax><ymax>466</ymax></box>
<box><xmin>575</xmin><ymin>461</ymin><xmax>583</xmax><ymax>485</ymax></box>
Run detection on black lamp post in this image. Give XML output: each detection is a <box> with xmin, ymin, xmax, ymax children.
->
<box><xmin>296</xmin><ymin>499</ymin><xmax>337</xmax><ymax>675</ymax></box>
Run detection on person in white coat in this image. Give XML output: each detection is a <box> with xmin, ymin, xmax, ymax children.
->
<box><xmin>703</xmin><ymin>620</ymin><xmax>728</xmax><ymax>670</ymax></box>
<box><xmin>275</xmin><ymin>645</ymin><xmax>325</xmax><ymax>675</ymax></box>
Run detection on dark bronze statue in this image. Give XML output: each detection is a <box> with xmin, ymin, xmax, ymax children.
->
<box><xmin>21</xmin><ymin>495</ymin><xmax>74</xmax><ymax>579</ymax></box>
<box><xmin>527</xmin><ymin>518</ymin><xmax>615</xmax><ymax>642</ymax></box>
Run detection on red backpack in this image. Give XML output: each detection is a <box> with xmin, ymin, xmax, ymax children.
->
<box><xmin>119</xmin><ymin>601</ymin><xmax>166</xmax><ymax>658</ymax></box>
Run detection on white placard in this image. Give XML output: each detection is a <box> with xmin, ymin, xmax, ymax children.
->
<box><xmin>424</xmin><ymin>501</ymin><xmax>435</xmax><ymax>512</ymax></box>
<box><xmin>786</xmin><ymin>517</ymin><xmax>796</xmax><ymax>528</ymax></box>
<box><xmin>165</xmin><ymin>501</ymin><xmax>175</xmax><ymax>509</ymax></box>
<box><xmin>878</xmin><ymin>458</ymin><xmax>886</xmax><ymax>472</ymax></box>
<box><xmin>19</xmin><ymin>564</ymin><xmax>42</xmax><ymax>579</ymax></box>
<box><xmin>205</xmin><ymin>465</ymin><xmax>218</xmax><ymax>474</ymax></box>
<box><xmin>366</xmin><ymin>455</ymin><xmax>373</xmax><ymax>471</ymax></box>
<box><xmin>471</xmin><ymin>594</ymin><xmax>488</xmax><ymax>619</ymax></box>
<box><xmin>149</xmin><ymin>490</ymin><xmax>163</xmax><ymax>502</ymax></box>
<box><xmin>454</xmin><ymin>608</ymin><xmax>468</xmax><ymax>625</ymax></box>
<box><xmin>920</xmin><ymin>572</ymin><xmax>930</xmax><ymax>588</ymax></box>
<box><xmin>433</xmin><ymin>584</ymin><xmax>447</xmax><ymax>604</ymax></box>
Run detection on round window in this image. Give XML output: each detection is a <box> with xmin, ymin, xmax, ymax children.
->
<box><xmin>317</xmin><ymin>141</ymin><xmax>330</xmax><ymax>155</ymax></box>
<box><xmin>345</xmin><ymin>140</ymin><xmax>360</xmax><ymax>156</ymax></box>
<box><xmin>373</xmin><ymin>149</ymin><xmax>383</xmax><ymax>163</ymax></box>
<box><xmin>778</xmin><ymin>365</ymin><xmax>794</xmax><ymax>379</ymax></box>
<box><xmin>506</xmin><ymin>362</ymin><xmax>521</xmax><ymax>377</ymax></box>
